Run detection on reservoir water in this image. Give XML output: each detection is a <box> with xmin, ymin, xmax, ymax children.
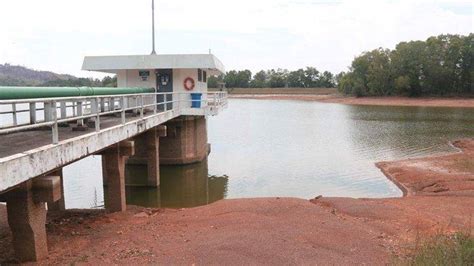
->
<box><xmin>14</xmin><ymin>99</ymin><xmax>474</xmax><ymax>209</ymax></box>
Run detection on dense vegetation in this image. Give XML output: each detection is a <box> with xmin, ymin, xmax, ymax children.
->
<box><xmin>0</xmin><ymin>63</ymin><xmax>117</xmax><ymax>87</ymax></box>
<box><xmin>338</xmin><ymin>34</ymin><xmax>473</xmax><ymax>97</ymax></box>
<box><xmin>208</xmin><ymin>67</ymin><xmax>336</xmax><ymax>89</ymax></box>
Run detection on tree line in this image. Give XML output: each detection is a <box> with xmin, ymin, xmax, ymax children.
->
<box><xmin>208</xmin><ymin>67</ymin><xmax>336</xmax><ymax>88</ymax></box>
<box><xmin>338</xmin><ymin>34</ymin><xmax>473</xmax><ymax>97</ymax></box>
<box><xmin>0</xmin><ymin>75</ymin><xmax>117</xmax><ymax>88</ymax></box>
<box><xmin>39</xmin><ymin>76</ymin><xmax>117</xmax><ymax>87</ymax></box>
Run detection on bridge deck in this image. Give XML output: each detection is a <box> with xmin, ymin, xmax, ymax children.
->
<box><xmin>0</xmin><ymin>91</ymin><xmax>228</xmax><ymax>193</ymax></box>
<box><xmin>0</xmin><ymin>112</ymin><xmax>156</xmax><ymax>158</ymax></box>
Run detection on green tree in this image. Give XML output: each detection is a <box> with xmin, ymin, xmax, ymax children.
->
<box><xmin>391</xmin><ymin>40</ymin><xmax>426</xmax><ymax>96</ymax></box>
<box><xmin>207</xmin><ymin>75</ymin><xmax>222</xmax><ymax>88</ymax></box>
<box><xmin>237</xmin><ymin>70</ymin><xmax>252</xmax><ymax>88</ymax></box>
<box><xmin>319</xmin><ymin>71</ymin><xmax>336</xmax><ymax>88</ymax></box>
<box><xmin>338</xmin><ymin>33</ymin><xmax>473</xmax><ymax>97</ymax></box>
<box><xmin>224</xmin><ymin>70</ymin><xmax>251</xmax><ymax>88</ymax></box>
<box><xmin>287</xmin><ymin>69</ymin><xmax>305</xmax><ymax>87</ymax></box>
<box><xmin>366</xmin><ymin>48</ymin><xmax>393</xmax><ymax>95</ymax></box>
<box><xmin>101</xmin><ymin>76</ymin><xmax>117</xmax><ymax>87</ymax></box>
<box><xmin>267</xmin><ymin>69</ymin><xmax>288</xmax><ymax>88</ymax></box>
<box><xmin>250</xmin><ymin>71</ymin><xmax>268</xmax><ymax>88</ymax></box>
<box><xmin>303</xmin><ymin>67</ymin><xmax>320</xmax><ymax>87</ymax></box>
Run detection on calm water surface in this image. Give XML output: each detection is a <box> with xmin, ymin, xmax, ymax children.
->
<box><xmin>54</xmin><ymin>99</ymin><xmax>474</xmax><ymax>208</ymax></box>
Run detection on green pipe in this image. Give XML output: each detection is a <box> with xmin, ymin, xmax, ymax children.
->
<box><xmin>0</xmin><ymin>87</ymin><xmax>156</xmax><ymax>100</ymax></box>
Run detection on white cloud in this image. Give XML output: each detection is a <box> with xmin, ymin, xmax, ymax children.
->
<box><xmin>0</xmin><ymin>0</ymin><xmax>472</xmax><ymax>77</ymax></box>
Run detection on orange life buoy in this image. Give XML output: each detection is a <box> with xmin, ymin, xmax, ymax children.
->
<box><xmin>184</xmin><ymin>77</ymin><xmax>195</xmax><ymax>91</ymax></box>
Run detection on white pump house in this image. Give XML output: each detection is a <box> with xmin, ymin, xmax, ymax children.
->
<box><xmin>82</xmin><ymin>54</ymin><xmax>225</xmax><ymax>110</ymax></box>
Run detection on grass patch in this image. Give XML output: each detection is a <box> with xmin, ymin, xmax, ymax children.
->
<box><xmin>398</xmin><ymin>232</ymin><xmax>474</xmax><ymax>265</ymax></box>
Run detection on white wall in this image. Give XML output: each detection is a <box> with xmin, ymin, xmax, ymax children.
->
<box><xmin>172</xmin><ymin>69</ymin><xmax>207</xmax><ymax>93</ymax></box>
<box><xmin>116</xmin><ymin>68</ymin><xmax>209</xmax><ymax>109</ymax></box>
<box><xmin>116</xmin><ymin>68</ymin><xmax>208</xmax><ymax>92</ymax></box>
<box><xmin>173</xmin><ymin>69</ymin><xmax>208</xmax><ymax>108</ymax></box>
<box><xmin>117</xmin><ymin>69</ymin><xmax>156</xmax><ymax>88</ymax></box>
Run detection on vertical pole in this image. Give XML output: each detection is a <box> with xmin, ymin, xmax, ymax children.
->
<box><xmin>108</xmin><ymin>97</ymin><xmax>113</xmax><ymax>111</ymax></box>
<box><xmin>72</xmin><ymin>102</ymin><xmax>76</xmax><ymax>116</ymax></box>
<box><xmin>177</xmin><ymin>92</ymin><xmax>180</xmax><ymax>111</ymax></box>
<box><xmin>121</xmin><ymin>96</ymin><xmax>126</xmax><ymax>125</ymax></box>
<box><xmin>111</xmin><ymin>97</ymin><xmax>115</xmax><ymax>111</ymax></box>
<box><xmin>60</xmin><ymin>101</ymin><xmax>67</xmax><ymax>119</ymax></box>
<box><xmin>100</xmin><ymin>98</ymin><xmax>105</xmax><ymax>113</ymax></box>
<box><xmin>43</xmin><ymin>102</ymin><xmax>52</xmax><ymax>122</ymax></box>
<box><xmin>91</xmin><ymin>99</ymin><xmax>98</xmax><ymax>114</ymax></box>
<box><xmin>51</xmin><ymin>101</ymin><xmax>59</xmax><ymax>144</ymax></box>
<box><xmin>164</xmin><ymin>93</ymin><xmax>168</xmax><ymax>112</ymax></box>
<box><xmin>29</xmin><ymin>102</ymin><xmax>36</xmax><ymax>124</ymax></box>
<box><xmin>12</xmin><ymin>103</ymin><xmax>17</xmax><ymax>126</ymax></box>
<box><xmin>140</xmin><ymin>95</ymin><xmax>144</xmax><ymax>118</ymax></box>
<box><xmin>91</xmin><ymin>98</ymin><xmax>100</xmax><ymax>132</ymax></box>
<box><xmin>151</xmin><ymin>0</ymin><xmax>156</xmax><ymax>55</ymax></box>
<box><xmin>76</xmin><ymin>101</ymin><xmax>83</xmax><ymax>127</ymax></box>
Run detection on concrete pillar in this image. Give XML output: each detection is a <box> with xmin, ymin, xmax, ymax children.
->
<box><xmin>101</xmin><ymin>156</ymin><xmax>109</xmax><ymax>186</ymax></box>
<box><xmin>47</xmin><ymin>169</ymin><xmax>66</xmax><ymax>211</ymax></box>
<box><xmin>5</xmin><ymin>181</ymin><xmax>48</xmax><ymax>262</ymax></box>
<box><xmin>126</xmin><ymin>126</ymin><xmax>166</xmax><ymax>187</ymax></box>
<box><xmin>101</xmin><ymin>141</ymin><xmax>134</xmax><ymax>212</ymax></box>
<box><xmin>160</xmin><ymin>116</ymin><xmax>209</xmax><ymax>165</ymax></box>
<box><xmin>146</xmin><ymin>129</ymin><xmax>160</xmax><ymax>187</ymax></box>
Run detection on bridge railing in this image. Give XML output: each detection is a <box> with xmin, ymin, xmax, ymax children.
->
<box><xmin>0</xmin><ymin>91</ymin><xmax>227</xmax><ymax>144</ymax></box>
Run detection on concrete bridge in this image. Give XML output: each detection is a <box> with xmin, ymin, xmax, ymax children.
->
<box><xmin>0</xmin><ymin>90</ymin><xmax>227</xmax><ymax>261</ymax></box>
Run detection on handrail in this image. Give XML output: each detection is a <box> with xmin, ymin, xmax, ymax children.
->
<box><xmin>0</xmin><ymin>91</ymin><xmax>228</xmax><ymax>144</ymax></box>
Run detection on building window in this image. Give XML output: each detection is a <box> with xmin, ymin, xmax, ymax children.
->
<box><xmin>203</xmin><ymin>71</ymin><xmax>207</xmax><ymax>82</ymax></box>
<box><xmin>198</xmin><ymin>69</ymin><xmax>202</xmax><ymax>82</ymax></box>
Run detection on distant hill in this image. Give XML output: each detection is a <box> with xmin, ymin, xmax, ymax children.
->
<box><xmin>0</xmin><ymin>63</ymin><xmax>116</xmax><ymax>87</ymax></box>
<box><xmin>0</xmin><ymin>63</ymin><xmax>77</xmax><ymax>86</ymax></box>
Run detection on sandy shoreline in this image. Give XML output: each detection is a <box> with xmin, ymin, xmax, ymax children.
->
<box><xmin>230</xmin><ymin>94</ymin><xmax>474</xmax><ymax>108</ymax></box>
<box><xmin>0</xmin><ymin>139</ymin><xmax>473</xmax><ymax>264</ymax></box>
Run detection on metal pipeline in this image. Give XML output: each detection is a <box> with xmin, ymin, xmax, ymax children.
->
<box><xmin>0</xmin><ymin>87</ymin><xmax>155</xmax><ymax>100</ymax></box>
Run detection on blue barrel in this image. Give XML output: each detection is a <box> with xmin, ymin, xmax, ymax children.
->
<box><xmin>191</xmin><ymin>93</ymin><xmax>202</xmax><ymax>108</ymax></box>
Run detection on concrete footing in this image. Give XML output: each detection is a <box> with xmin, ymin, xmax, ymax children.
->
<box><xmin>101</xmin><ymin>141</ymin><xmax>134</xmax><ymax>212</ymax></box>
<box><xmin>5</xmin><ymin>181</ymin><xmax>48</xmax><ymax>262</ymax></box>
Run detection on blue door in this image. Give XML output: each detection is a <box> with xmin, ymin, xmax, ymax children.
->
<box><xmin>156</xmin><ymin>69</ymin><xmax>173</xmax><ymax>111</ymax></box>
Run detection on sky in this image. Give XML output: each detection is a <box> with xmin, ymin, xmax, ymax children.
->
<box><xmin>0</xmin><ymin>0</ymin><xmax>472</xmax><ymax>78</ymax></box>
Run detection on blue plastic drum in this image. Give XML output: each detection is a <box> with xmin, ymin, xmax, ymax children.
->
<box><xmin>191</xmin><ymin>93</ymin><xmax>202</xmax><ymax>108</ymax></box>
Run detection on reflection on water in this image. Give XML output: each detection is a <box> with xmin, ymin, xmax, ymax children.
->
<box><xmin>35</xmin><ymin>99</ymin><xmax>474</xmax><ymax>208</ymax></box>
<box><xmin>125</xmin><ymin>160</ymin><xmax>228</xmax><ymax>208</ymax></box>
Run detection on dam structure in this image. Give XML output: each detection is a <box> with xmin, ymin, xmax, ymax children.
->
<box><xmin>0</xmin><ymin>54</ymin><xmax>228</xmax><ymax>261</ymax></box>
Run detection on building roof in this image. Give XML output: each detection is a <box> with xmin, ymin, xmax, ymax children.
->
<box><xmin>82</xmin><ymin>54</ymin><xmax>225</xmax><ymax>75</ymax></box>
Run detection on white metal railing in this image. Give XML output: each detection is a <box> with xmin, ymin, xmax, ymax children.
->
<box><xmin>0</xmin><ymin>91</ymin><xmax>227</xmax><ymax>144</ymax></box>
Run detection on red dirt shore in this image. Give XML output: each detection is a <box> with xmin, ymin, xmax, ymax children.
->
<box><xmin>231</xmin><ymin>94</ymin><xmax>474</xmax><ymax>108</ymax></box>
<box><xmin>0</xmin><ymin>139</ymin><xmax>473</xmax><ymax>264</ymax></box>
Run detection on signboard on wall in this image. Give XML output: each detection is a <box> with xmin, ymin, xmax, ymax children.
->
<box><xmin>139</xmin><ymin>70</ymin><xmax>150</xmax><ymax>81</ymax></box>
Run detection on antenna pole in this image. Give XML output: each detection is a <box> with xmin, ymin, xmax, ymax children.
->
<box><xmin>151</xmin><ymin>0</ymin><xmax>156</xmax><ymax>55</ymax></box>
